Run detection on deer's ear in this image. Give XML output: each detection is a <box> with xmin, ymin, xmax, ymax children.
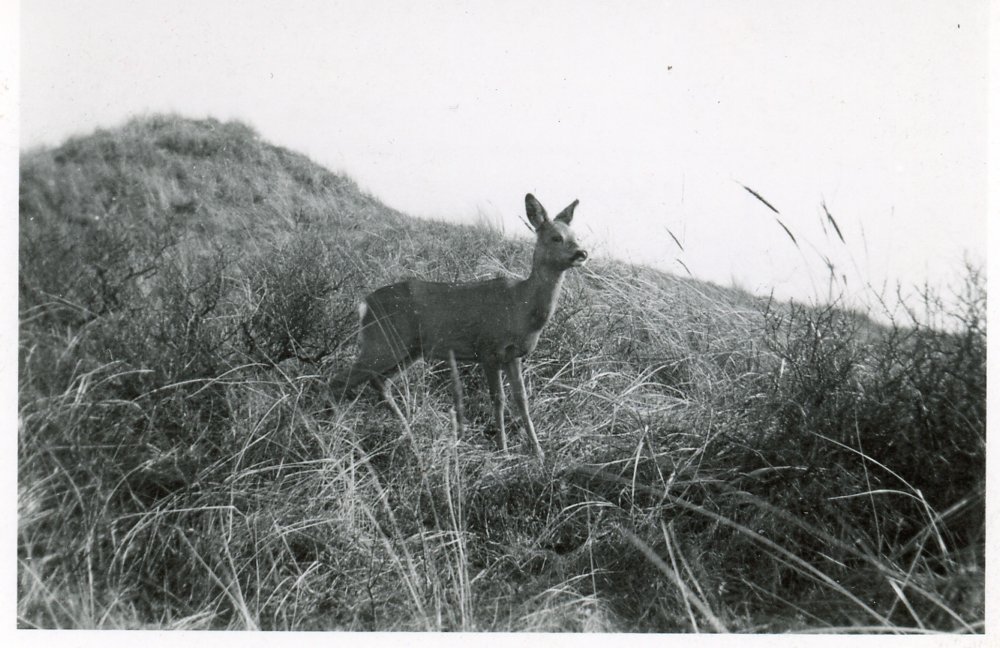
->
<box><xmin>525</xmin><ymin>194</ymin><xmax>548</xmax><ymax>229</ymax></box>
<box><xmin>554</xmin><ymin>199</ymin><xmax>579</xmax><ymax>225</ymax></box>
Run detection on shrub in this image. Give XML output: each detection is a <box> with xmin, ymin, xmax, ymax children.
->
<box><xmin>238</xmin><ymin>234</ymin><xmax>364</xmax><ymax>366</ymax></box>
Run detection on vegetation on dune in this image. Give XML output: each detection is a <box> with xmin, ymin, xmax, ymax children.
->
<box><xmin>18</xmin><ymin>115</ymin><xmax>985</xmax><ymax>631</ymax></box>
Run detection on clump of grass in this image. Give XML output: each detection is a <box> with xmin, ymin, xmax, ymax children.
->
<box><xmin>18</xmin><ymin>115</ymin><xmax>984</xmax><ymax>632</ymax></box>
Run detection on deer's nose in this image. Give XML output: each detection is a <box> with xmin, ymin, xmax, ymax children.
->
<box><xmin>571</xmin><ymin>250</ymin><xmax>588</xmax><ymax>264</ymax></box>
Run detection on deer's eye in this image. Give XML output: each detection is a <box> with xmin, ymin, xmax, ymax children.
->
<box><xmin>550</xmin><ymin>234</ymin><xmax>563</xmax><ymax>243</ymax></box>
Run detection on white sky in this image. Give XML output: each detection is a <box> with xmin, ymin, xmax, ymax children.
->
<box><xmin>17</xmin><ymin>0</ymin><xmax>991</xmax><ymax>314</ymax></box>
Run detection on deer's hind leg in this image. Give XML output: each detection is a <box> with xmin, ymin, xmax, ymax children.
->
<box><xmin>333</xmin><ymin>351</ymin><xmax>416</xmax><ymax>440</ymax></box>
<box><xmin>448</xmin><ymin>350</ymin><xmax>465</xmax><ymax>435</ymax></box>
<box><xmin>331</xmin><ymin>312</ymin><xmax>416</xmax><ymax>399</ymax></box>
<box><xmin>368</xmin><ymin>376</ymin><xmax>412</xmax><ymax>439</ymax></box>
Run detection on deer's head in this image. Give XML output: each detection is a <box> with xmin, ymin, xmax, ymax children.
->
<box><xmin>525</xmin><ymin>193</ymin><xmax>588</xmax><ymax>272</ymax></box>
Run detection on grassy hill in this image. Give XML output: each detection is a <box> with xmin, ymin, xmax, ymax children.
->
<box><xmin>18</xmin><ymin>115</ymin><xmax>985</xmax><ymax>631</ymax></box>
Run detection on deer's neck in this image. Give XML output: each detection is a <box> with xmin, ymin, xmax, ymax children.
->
<box><xmin>520</xmin><ymin>266</ymin><xmax>565</xmax><ymax>332</ymax></box>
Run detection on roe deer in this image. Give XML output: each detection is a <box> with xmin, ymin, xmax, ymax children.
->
<box><xmin>332</xmin><ymin>193</ymin><xmax>588</xmax><ymax>461</ymax></box>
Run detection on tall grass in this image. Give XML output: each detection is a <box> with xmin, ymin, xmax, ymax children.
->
<box><xmin>18</xmin><ymin>115</ymin><xmax>984</xmax><ymax>631</ymax></box>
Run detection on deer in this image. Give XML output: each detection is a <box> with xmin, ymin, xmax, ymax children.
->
<box><xmin>331</xmin><ymin>193</ymin><xmax>588</xmax><ymax>462</ymax></box>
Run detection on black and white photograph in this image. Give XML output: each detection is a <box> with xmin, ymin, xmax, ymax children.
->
<box><xmin>9</xmin><ymin>0</ymin><xmax>990</xmax><ymax>638</ymax></box>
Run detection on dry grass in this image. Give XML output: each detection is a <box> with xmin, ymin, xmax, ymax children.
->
<box><xmin>17</xmin><ymin>115</ymin><xmax>985</xmax><ymax>632</ymax></box>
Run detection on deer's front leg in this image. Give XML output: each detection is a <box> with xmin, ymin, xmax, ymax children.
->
<box><xmin>505</xmin><ymin>357</ymin><xmax>545</xmax><ymax>462</ymax></box>
<box><xmin>447</xmin><ymin>350</ymin><xmax>464</xmax><ymax>434</ymax></box>
<box><xmin>483</xmin><ymin>361</ymin><xmax>507</xmax><ymax>454</ymax></box>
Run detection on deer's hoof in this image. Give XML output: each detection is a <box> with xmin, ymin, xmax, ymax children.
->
<box><xmin>483</xmin><ymin>426</ymin><xmax>507</xmax><ymax>446</ymax></box>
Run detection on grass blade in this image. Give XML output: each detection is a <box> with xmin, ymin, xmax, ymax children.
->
<box><xmin>739</xmin><ymin>183</ymin><xmax>780</xmax><ymax>214</ymax></box>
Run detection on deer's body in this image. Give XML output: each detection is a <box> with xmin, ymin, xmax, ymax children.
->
<box><xmin>360</xmin><ymin>271</ymin><xmax>562</xmax><ymax>365</ymax></box>
<box><xmin>333</xmin><ymin>194</ymin><xmax>587</xmax><ymax>461</ymax></box>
